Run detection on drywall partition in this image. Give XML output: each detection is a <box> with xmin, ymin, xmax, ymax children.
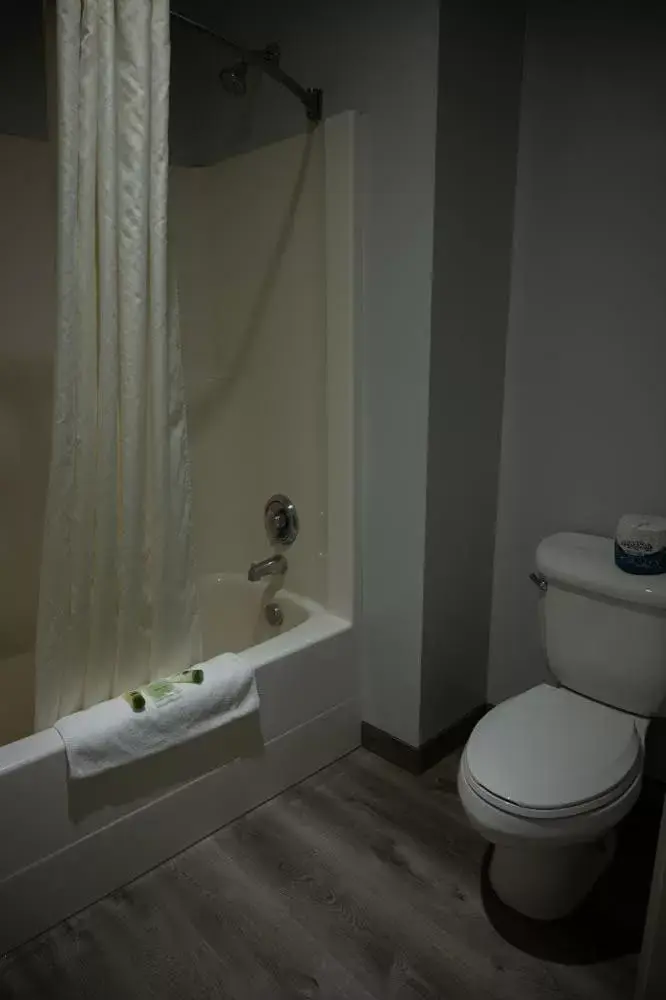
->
<box><xmin>489</xmin><ymin>4</ymin><xmax>666</xmax><ymax>706</ymax></box>
<box><xmin>420</xmin><ymin>2</ymin><xmax>525</xmax><ymax>743</ymax></box>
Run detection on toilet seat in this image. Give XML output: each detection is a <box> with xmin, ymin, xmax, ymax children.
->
<box><xmin>464</xmin><ymin>684</ymin><xmax>643</xmax><ymax>820</ymax></box>
<box><xmin>461</xmin><ymin>750</ymin><xmax>641</xmax><ymax>821</ymax></box>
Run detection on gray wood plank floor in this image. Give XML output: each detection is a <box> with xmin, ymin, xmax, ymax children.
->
<box><xmin>0</xmin><ymin>750</ymin><xmax>642</xmax><ymax>999</ymax></box>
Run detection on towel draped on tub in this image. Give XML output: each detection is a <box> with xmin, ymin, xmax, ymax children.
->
<box><xmin>54</xmin><ymin>653</ymin><xmax>261</xmax><ymax>779</ymax></box>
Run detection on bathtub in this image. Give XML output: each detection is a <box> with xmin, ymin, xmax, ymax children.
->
<box><xmin>0</xmin><ymin>574</ymin><xmax>357</xmax><ymax>954</ymax></box>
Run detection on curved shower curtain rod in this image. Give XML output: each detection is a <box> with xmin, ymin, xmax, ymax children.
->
<box><xmin>170</xmin><ymin>9</ymin><xmax>323</xmax><ymax>123</ymax></box>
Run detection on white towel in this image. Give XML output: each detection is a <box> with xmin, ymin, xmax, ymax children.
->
<box><xmin>54</xmin><ymin>653</ymin><xmax>260</xmax><ymax>780</ymax></box>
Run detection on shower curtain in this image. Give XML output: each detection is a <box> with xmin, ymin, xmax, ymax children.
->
<box><xmin>35</xmin><ymin>0</ymin><xmax>200</xmax><ymax>730</ymax></box>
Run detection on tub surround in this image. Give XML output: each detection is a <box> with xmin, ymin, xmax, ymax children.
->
<box><xmin>0</xmin><ymin>112</ymin><xmax>359</xmax><ymax>956</ymax></box>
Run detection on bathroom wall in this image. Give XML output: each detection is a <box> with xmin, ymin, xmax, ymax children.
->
<box><xmin>0</xmin><ymin>2</ymin><xmax>47</xmax><ymax>139</ymax></box>
<box><xmin>0</xmin><ymin>135</ymin><xmax>55</xmax><ymax>662</ymax></box>
<box><xmin>0</xmin><ymin>134</ymin><xmax>55</xmax><ymax>741</ymax></box>
<box><xmin>0</xmin><ymin>3</ymin><xmax>52</xmax><ymax>744</ymax></box>
<box><xmin>420</xmin><ymin>2</ymin><xmax>525</xmax><ymax>743</ymax></box>
<box><xmin>488</xmin><ymin>3</ymin><xmax>666</xmax><ymax>704</ymax></box>
<box><xmin>169</xmin><ymin>130</ymin><xmax>328</xmax><ymax>600</ymax></box>
<box><xmin>0</xmin><ymin>0</ymin><xmax>52</xmax><ymax>662</ymax></box>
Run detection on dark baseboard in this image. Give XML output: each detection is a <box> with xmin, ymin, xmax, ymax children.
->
<box><xmin>418</xmin><ymin>704</ymin><xmax>490</xmax><ymax>771</ymax></box>
<box><xmin>361</xmin><ymin>704</ymin><xmax>489</xmax><ymax>775</ymax></box>
<box><xmin>360</xmin><ymin>722</ymin><xmax>424</xmax><ymax>774</ymax></box>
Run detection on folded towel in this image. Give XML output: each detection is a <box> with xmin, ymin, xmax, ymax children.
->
<box><xmin>54</xmin><ymin>653</ymin><xmax>260</xmax><ymax>780</ymax></box>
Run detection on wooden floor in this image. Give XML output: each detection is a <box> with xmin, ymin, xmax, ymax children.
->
<box><xmin>0</xmin><ymin>749</ymin><xmax>649</xmax><ymax>999</ymax></box>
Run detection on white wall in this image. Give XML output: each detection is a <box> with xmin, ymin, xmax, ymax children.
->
<box><xmin>488</xmin><ymin>4</ymin><xmax>666</xmax><ymax>705</ymax></box>
<box><xmin>421</xmin><ymin>3</ymin><xmax>524</xmax><ymax>743</ymax></box>
<box><xmin>172</xmin><ymin>0</ymin><xmax>441</xmax><ymax>745</ymax></box>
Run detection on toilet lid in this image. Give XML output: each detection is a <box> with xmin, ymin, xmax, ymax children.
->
<box><xmin>466</xmin><ymin>685</ymin><xmax>642</xmax><ymax>812</ymax></box>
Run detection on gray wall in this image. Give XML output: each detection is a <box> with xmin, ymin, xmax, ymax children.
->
<box><xmin>173</xmin><ymin>0</ymin><xmax>441</xmax><ymax>746</ymax></box>
<box><xmin>488</xmin><ymin>2</ymin><xmax>666</xmax><ymax>706</ymax></box>
<box><xmin>0</xmin><ymin>2</ymin><xmax>47</xmax><ymax>139</ymax></box>
<box><xmin>420</xmin><ymin>3</ymin><xmax>524</xmax><ymax>743</ymax></box>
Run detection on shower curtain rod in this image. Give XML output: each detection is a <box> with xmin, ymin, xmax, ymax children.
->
<box><xmin>169</xmin><ymin>9</ymin><xmax>323</xmax><ymax>123</ymax></box>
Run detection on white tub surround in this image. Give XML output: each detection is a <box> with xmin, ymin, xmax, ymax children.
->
<box><xmin>0</xmin><ymin>112</ymin><xmax>360</xmax><ymax>955</ymax></box>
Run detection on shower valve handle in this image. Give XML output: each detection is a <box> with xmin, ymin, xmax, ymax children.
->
<box><xmin>264</xmin><ymin>495</ymin><xmax>299</xmax><ymax>547</ymax></box>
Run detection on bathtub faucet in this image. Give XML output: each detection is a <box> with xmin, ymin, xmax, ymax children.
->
<box><xmin>248</xmin><ymin>554</ymin><xmax>288</xmax><ymax>582</ymax></box>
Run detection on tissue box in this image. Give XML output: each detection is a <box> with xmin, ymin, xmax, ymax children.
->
<box><xmin>615</xmin><ymin>514</ymin><xmax>666</xmax><ymax>575</ymax></box>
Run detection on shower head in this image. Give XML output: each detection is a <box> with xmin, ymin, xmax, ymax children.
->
<box><xmin>172</xmin><ymin>12</ymin><xmax>322</xmax><ymax>122</ymax></box>
<box><xmin>219</xmin><ymin>61</ymin><xmax>248</xmax><ymax>97</ymax></box>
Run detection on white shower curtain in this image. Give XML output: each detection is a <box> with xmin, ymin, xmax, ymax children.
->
<box><xmin>35</xmin><ymin>0</ymin><xmax>200</xmax><ymax>730</ymax></box>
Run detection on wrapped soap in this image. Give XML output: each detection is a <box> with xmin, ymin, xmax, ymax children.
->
<box><xmin>614</xmin><ymin>514</ymin><xmax>666</xmax><ymax>575</ymax></box>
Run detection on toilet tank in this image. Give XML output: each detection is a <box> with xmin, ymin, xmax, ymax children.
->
<box><xmin>536</xmin><ymin>532</ymin><xmax>666</xmax><ymax>717</ymax></box>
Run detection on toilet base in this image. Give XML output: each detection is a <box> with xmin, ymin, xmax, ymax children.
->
<box><xmin>489</xmin><ymin>832</ymin><xmax>616</xmax><ymax>920</ymax></box>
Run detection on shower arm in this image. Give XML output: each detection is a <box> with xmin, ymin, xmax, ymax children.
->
<box><xmin>170</xmin><ymin>10</ymin><xmax>323</xmax><ymax>123</ymax></box>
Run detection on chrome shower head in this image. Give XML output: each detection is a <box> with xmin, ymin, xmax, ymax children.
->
<box><xmin>219</xmin><ymin>61</ymin><xmax>248</xmax><ymax>97</ymax></box>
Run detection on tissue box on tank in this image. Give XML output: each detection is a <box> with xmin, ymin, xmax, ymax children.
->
<box><xmin>615</xmin><ymin>514</ymin><xmax>666</xmax><ymax>576</ymax></box>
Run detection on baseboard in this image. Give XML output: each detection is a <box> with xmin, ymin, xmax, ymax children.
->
<box><xmin>0</xmin><ymin>700</ymin><xmax>360</xmax><ymax>955</ymax></box>
<box><xmin>361</xmin><ymin>704</ymin><xmax>489</xmax><ymax>775</ymax></box>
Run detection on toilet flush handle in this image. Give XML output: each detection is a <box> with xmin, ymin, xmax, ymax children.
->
<box><xmin>529</xmin><ymin>572</ymin><xmax>548</xmax><ymax>592</ymax></box>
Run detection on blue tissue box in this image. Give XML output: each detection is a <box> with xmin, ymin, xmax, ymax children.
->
<box><xmin>614</xmin><ymin>541</ymin><xmax>666</xmax><ymax>576</ymax></box>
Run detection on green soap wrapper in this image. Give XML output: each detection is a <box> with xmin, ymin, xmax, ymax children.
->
<box><xmin>143</xmin><ymin>680</ymin><xmax>180</xmax><ymax>704</ymax></box>
<box><xmin>169</xmin><ymin>667</ymin><xmax>204</xmax><ymax>684</ymax></box>
<box><xmin>123</xmin><ymin>690</ymin><xmax>146</xmax><ymax>712</ymax></box>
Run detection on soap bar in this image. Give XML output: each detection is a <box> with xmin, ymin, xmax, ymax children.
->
<box><xmin>615</xmin><ymin>514</ymin><xmax>666</xmax><ymax>575</ymax></box>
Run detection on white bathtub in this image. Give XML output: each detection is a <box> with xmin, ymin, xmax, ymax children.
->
<box><xmin>0</xmin><ymin>574</ymin><xmax>358</xmax><ymax>954</ymax></box>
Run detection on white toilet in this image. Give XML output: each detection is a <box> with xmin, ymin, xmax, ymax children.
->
<box><xmin>458</xmin><ymin>531</ymin><xmax>666</xmax><ymax>920</ymax></box>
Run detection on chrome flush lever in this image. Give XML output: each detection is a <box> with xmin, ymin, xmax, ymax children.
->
<box><xmin>529</xmin><ymin>572</ymin><xmax>548</xmax><ymax>592</ymax></box>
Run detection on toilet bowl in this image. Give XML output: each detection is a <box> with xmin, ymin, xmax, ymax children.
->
<box><xmin>457</xmin><ymin>532</ymin><xmax>666</xmax><ymax>919</ymax></box>
<box><xmin>458</xmin><ymin>683</ymin><xmax>646</xmax><ymax>919</ymax></box>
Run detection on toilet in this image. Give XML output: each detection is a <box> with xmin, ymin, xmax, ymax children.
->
<box><xmin>458</xmin><ymin>531</ymin><xmax>666</xmax><ymax>920</ymax></box>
